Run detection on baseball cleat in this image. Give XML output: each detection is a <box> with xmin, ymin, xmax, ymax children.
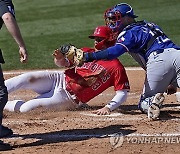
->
<box><xmin>148</xmin><ymin>103</ymin><xmax>160</xmax><ymax>120</ymax></box>
<box><xmin>148</xmin><ymin>93</ymin><xmax>165</xmax><ymax>120</ymax></box>
<box><xmin>0</xmin><ymin>141</ymin><xmax>12</xmax><ymax>151</ymax></box>
<box><xmin>4</xmin><ymin>100</ymin><xmax>25</xmax><ymax>112</ymax></box>
<box><xmin>152</xmin><ymin>93</ymin><xmax>165</xmax><ymax>108</ymax></box>
<box><xmin>0</xmin><ymin>125</ymin><xmax>13</xmax><ymax>138</ymax></box>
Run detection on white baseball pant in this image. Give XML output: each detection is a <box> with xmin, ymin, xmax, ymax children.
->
<box><xmin>139</xmin><ymin>48</ymin><xmax>180</xmax><ymax>112</ymax></box>
<box><xmin>4</xmin><ymin>71</ymin><xmax>78</xmax><ymax>112</ymax></box>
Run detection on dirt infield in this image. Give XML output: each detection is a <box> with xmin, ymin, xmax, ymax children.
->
<box><xmin>1</xmin><ymin>69</ymin><xmax>180</xmax><ymax>154</ymax></box>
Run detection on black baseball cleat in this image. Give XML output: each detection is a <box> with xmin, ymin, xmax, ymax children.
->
<box><xmin>0</xmin><ymin>141</ymin><xmax>13</xmax><ymax>151</ymax></box>
<box><xmin>0</xmin><ymin>125</ymin><xmax>13</xmax><ymax>138</ymax></box>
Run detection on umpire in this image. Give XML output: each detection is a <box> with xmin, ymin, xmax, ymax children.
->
<box><xmin>0</xmin><ymin>0</ymin><xmax>28</xmax><ymax>138</ymax></box>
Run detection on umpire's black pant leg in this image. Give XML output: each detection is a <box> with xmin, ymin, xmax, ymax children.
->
<box><xmin>0</xmin><ymin>65</ymin><xmax>8</xmax><ymax>125</ymax></box>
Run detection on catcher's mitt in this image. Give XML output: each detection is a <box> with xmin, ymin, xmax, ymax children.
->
<box><xmin>74</xmin><ymin>48</ymin><xmax>84</xmax><ymax>67</ymax></box>
<box><xmin>59</xmin><ymin>44</ymin><xmax>84</xmax><ymax>67</ymax></box>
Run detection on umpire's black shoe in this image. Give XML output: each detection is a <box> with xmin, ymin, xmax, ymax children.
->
<box><xmin>0</xmin><ymin>141</ymin><xmax>13</xmax><ymax>151</ymax></box>
<box><xmin>0</xmin><ymin>125</ymin><xmax>13</xmax><ymax>138</ymax></box>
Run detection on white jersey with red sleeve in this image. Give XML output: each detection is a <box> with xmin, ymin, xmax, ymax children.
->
<box><xmin>65</xmin><ymin>47</ymin><xmax>130</xmax><ymax>103</ymax></box>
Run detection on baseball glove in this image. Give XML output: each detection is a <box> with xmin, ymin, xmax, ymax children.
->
<box><xmin>74</xmin><ymin>48</ymin><xmax>84</xmax><ymax>67</ymax></box>
<box><xmin>59</xmin><ymin>44</ymin><xmax>84</xmax><ymax>67</ymax></box>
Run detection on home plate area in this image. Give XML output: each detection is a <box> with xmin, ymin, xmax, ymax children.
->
<box><xmin>2</xmin><ymin>106</ymin><xmax>180</xmax><ymax>153</ymax></box>
<box><xmin>1</xmin><ymin>69</ymin><xmax>180</xmax><ymax>153</ymax></box>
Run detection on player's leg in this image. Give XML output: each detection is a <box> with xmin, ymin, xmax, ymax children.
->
<box><xmin>144</xmin><ymin>48</ymin><xmax>180</xmax><ymax>97</ymax></box>
<box><xmin>4</xmin><ymin>71</ymin><xmax>63</xmax><ymax>112</ymax></box>
<box><xmin>162</xmin><ymin>49</ymin><xmax>180</xmax><ymax>103</ymax></box>
<box><xmin>5</xmin><ymin>71</ymin><xmax>78</xmax><ymax>112</ymax></box>
<box><xmin>5</xmin><ymin>71</ymin><xmax>55</xmax><ymax>94</ymax></box>
<box><xmin>4</xmin><ymin>100</ymin><xmax>25</xmax><ymax>112</ymax></box>
<box><xmin>138</xmin><ymin>51</ymin><xmax>175</xmax><ymax>119</ymax></box>
<box><xmin>4</xmin><ymin>91</ymin><xmax>55</xmax><ymax>112</ymax></box>
<box><xmin>0</xmin><ymin>66</ymin><xmax>13</xmax><ymax>138</ymax></box>
<box><xmin>18</xmin><ymin>88</ymin><xmax>77</xmax><ymax>112</ymax></box>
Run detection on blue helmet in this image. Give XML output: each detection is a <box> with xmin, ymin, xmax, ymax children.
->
<box><xmin>104</xmin><ymin>3</ymin><xmax>138</xmax><ymax>32</ymax></box>
<box><xmin>114</xmin><ymin>3</ymin><xmax>138</xmax><ymax>18</ymax></box>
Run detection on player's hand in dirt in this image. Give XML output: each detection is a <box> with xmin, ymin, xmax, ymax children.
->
<box><xmin>92</xmin><ymin>106</ymin><xmax>110</xmax><ymax>115</ymax></box>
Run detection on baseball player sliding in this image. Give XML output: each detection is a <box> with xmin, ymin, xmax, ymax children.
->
<box><xmin>62</xmin><ymin>3</ymin><xmax>180</xmax><ymax>120</ymax></box>
<box><xmin>4</xmin><ymin>25</ymin><xmax>130</xmax><ymax>115</ymax></box>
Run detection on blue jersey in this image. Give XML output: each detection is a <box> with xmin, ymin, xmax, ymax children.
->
<box><xmin>85</xmin><ymin>21</ymin><xmax>180</xmax><ymax>64</ymax></box>
<box><xmin>115</xmin><ymin>21</ymin><xmax>180</xmax><ymax>61</ymax></box>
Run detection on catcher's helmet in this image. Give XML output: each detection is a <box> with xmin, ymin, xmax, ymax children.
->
<box><xmin>89</xmin><ymin>26</ymin><xmax>115</xmax><ymax>50</ymax></box>
<box><xmin>104</xmin><ymin>3</ymin><xmax>138</xmax><ymax>32</ymax></box>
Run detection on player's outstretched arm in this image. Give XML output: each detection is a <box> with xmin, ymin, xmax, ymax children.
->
<box><xmin>92</xmin><ymin>106</ymin><xmax>111</xmax><ymax>115</ymax></box>
<box><xmin>92</xmin><ymin>90</ymin><xmax>128</xmax><ymax>115</ymax></box>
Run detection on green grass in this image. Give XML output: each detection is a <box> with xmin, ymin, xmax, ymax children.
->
<box><xmin>0</xmin><ymin>0</ymin><xmax>180</xmax><ymax>70</ymax></box>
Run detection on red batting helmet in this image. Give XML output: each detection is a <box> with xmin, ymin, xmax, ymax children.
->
<box><xmin>89</xmin><ymin>25</ymin><xmax>115</xmax><ymax>50</ymax></box>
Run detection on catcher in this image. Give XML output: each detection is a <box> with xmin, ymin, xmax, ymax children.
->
<box><xmin>4</xmin><ymin>25</ymin><xmax>130</xmax><ymax>115</ymax></box>
<box><xmin>63</xmin><ymin>3</ymin><xmax>180</xmax><ymax>120</ymax></box>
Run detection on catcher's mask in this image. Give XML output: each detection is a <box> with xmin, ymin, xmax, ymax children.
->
<box><xmin>89</xmin><ymin>25</ymin><xmax>115</xmax><ymax>50</ymax></box>
<box><xmin>104</xmin><ymin>3</ymin><xmax>138</xmax><ymax>32</ymax></box>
